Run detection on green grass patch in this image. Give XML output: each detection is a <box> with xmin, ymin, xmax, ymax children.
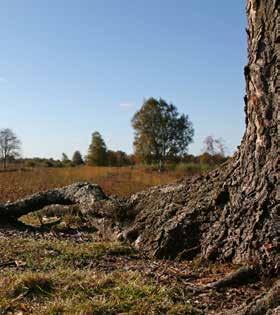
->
<box><xmin>0</xmin><ymin>237</ymin><xmax>134</xmax><ymax>271</ymax></box>
<box><xmin>0</xmin><ymin>269</ymin><xmax>199</xmax><ymax>315</ymax></box>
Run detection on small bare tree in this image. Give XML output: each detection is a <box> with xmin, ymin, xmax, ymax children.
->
<box><xmin>203</xmin><ymin>136</ymin><xmax>226</xmax><ymax>157</ymax></box>
<box><xmin>0</xmin><ymin>128</ymin><xmax>21</xmax><ymax>169</ymax></box>
<box><xmin>214</xmin><ymin>138</ymin><xmax>226</xmax><ymax>157</ymax></box>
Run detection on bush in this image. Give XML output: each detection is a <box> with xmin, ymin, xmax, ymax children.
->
<box><xmin>175</xmin><ymin>163</ymin><xmax>202</xmax><ymax>174</ymax></box>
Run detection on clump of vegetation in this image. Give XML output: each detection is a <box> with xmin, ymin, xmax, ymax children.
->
<box><xmin>72</xmin><ymin>150</ymin><xmax>84</xmax><ymax>166</ymax></box>
<box><xmin>11</xmin><ymin>274</ymin><xmax>54</xmax><ymax>299</ymax></box>
<box><xmin>86</xmin><ymin>131</ymin><xmax>108</xmax><ymax>166</ymax></box>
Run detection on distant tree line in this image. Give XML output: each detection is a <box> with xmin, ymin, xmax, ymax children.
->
<box><xmin>1</xmin><ymin>98</ymin><xmax>229</xmax><ymax>170</ymax></box>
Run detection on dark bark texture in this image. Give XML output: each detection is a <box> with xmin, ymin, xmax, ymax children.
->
<box><xmin>121</xmin><ymin>0</ymin><xmax>279</xmax><ymax>275</ymax></box>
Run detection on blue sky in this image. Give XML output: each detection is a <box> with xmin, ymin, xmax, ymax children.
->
<box><xmin>0</xmin><ymin>0</ymin><xmax>247</xmax><ymax>159</ymax></box>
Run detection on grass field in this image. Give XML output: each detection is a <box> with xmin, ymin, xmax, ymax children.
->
<box><xmin>0</xmin><ymin>165</ymin><xmax>209</xmax><ymax>203</ymax></box>
<box><xmin>1</xmin><ymin>164</ymin><xmax>264</xmax><ymax>315</ymax></box>
<box><xmin>0</xmin><ymin>231</ymin><xmax>206</xmax><ymax>314</ymax></box>
<box><xmin>0</xmin><ymin>226</ymin><xmax>264</xmax><ymax>315</ymax></box>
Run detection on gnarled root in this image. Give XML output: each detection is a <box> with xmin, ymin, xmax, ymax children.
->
<box><xmin>0</xmin><ymin>182</ymin><xmax>107</xmax><ymax>221</ymax></box>
<box><xmin>224</xmin><ymin>280</ymin><xmax>280</xmax><ymax>315</ymax></box>
<box><xmin>206</xmin><ymin>266</ymin><xmax>258</xmax><ymax>290</ymax></box>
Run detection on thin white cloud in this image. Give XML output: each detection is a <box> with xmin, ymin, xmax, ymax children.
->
<box><xmin>0</xmin><ymin>77</ymin><xmax>6</xmax><ymax>82</ymax></box>
<box><xmin>119</xmin><ymin>103</ymin><xmax>135</xmax><ymax>109</ymax></box>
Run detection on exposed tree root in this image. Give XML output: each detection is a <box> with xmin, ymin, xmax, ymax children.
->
<box><xmin>0</xmin><ymin>182</ymin><xmax>107</xmax><ymax>221</ymax></box>
<box><xmin>181</xmin><ymin>267</ymin><xmax>259</xmax><ymax>295</ymax></box>
<box><xmin>206</xmin><ymin>266</ymin><xmax>258</xmax><ymax>290</ymax></box>
<box><xmin>224</xmin><ymin>280</ymin><xmax>280</xmax><ymax>315</ymax></box>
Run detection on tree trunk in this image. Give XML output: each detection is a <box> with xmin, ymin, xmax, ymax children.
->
<box><xmin>122</xmin><ymin>0</ymin><xmax>279</xmax><ymax>273</ymax></box>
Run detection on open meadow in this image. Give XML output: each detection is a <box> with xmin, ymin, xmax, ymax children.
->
<box><xmin>0</xmin><ymin>164</ymin><xmax>210</xmax><ymax>203</ymax></box>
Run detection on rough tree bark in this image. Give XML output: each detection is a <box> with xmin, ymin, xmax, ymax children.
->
<box><xmin>121</xmin><ymin>0</ymin><xmax>280</xmax><ymax>273</ymax></box>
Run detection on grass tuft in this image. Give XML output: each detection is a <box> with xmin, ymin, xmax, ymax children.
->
<box><xmin>12</xmin><ymin>274</ymin><xmax>54</xmax><ymax>299</ymax></box>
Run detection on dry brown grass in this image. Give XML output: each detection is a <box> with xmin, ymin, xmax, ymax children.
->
<box><xmin>0</xmin><ymin>166</ymin><xmax>185</xmax><ymax>203</ymax></box>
